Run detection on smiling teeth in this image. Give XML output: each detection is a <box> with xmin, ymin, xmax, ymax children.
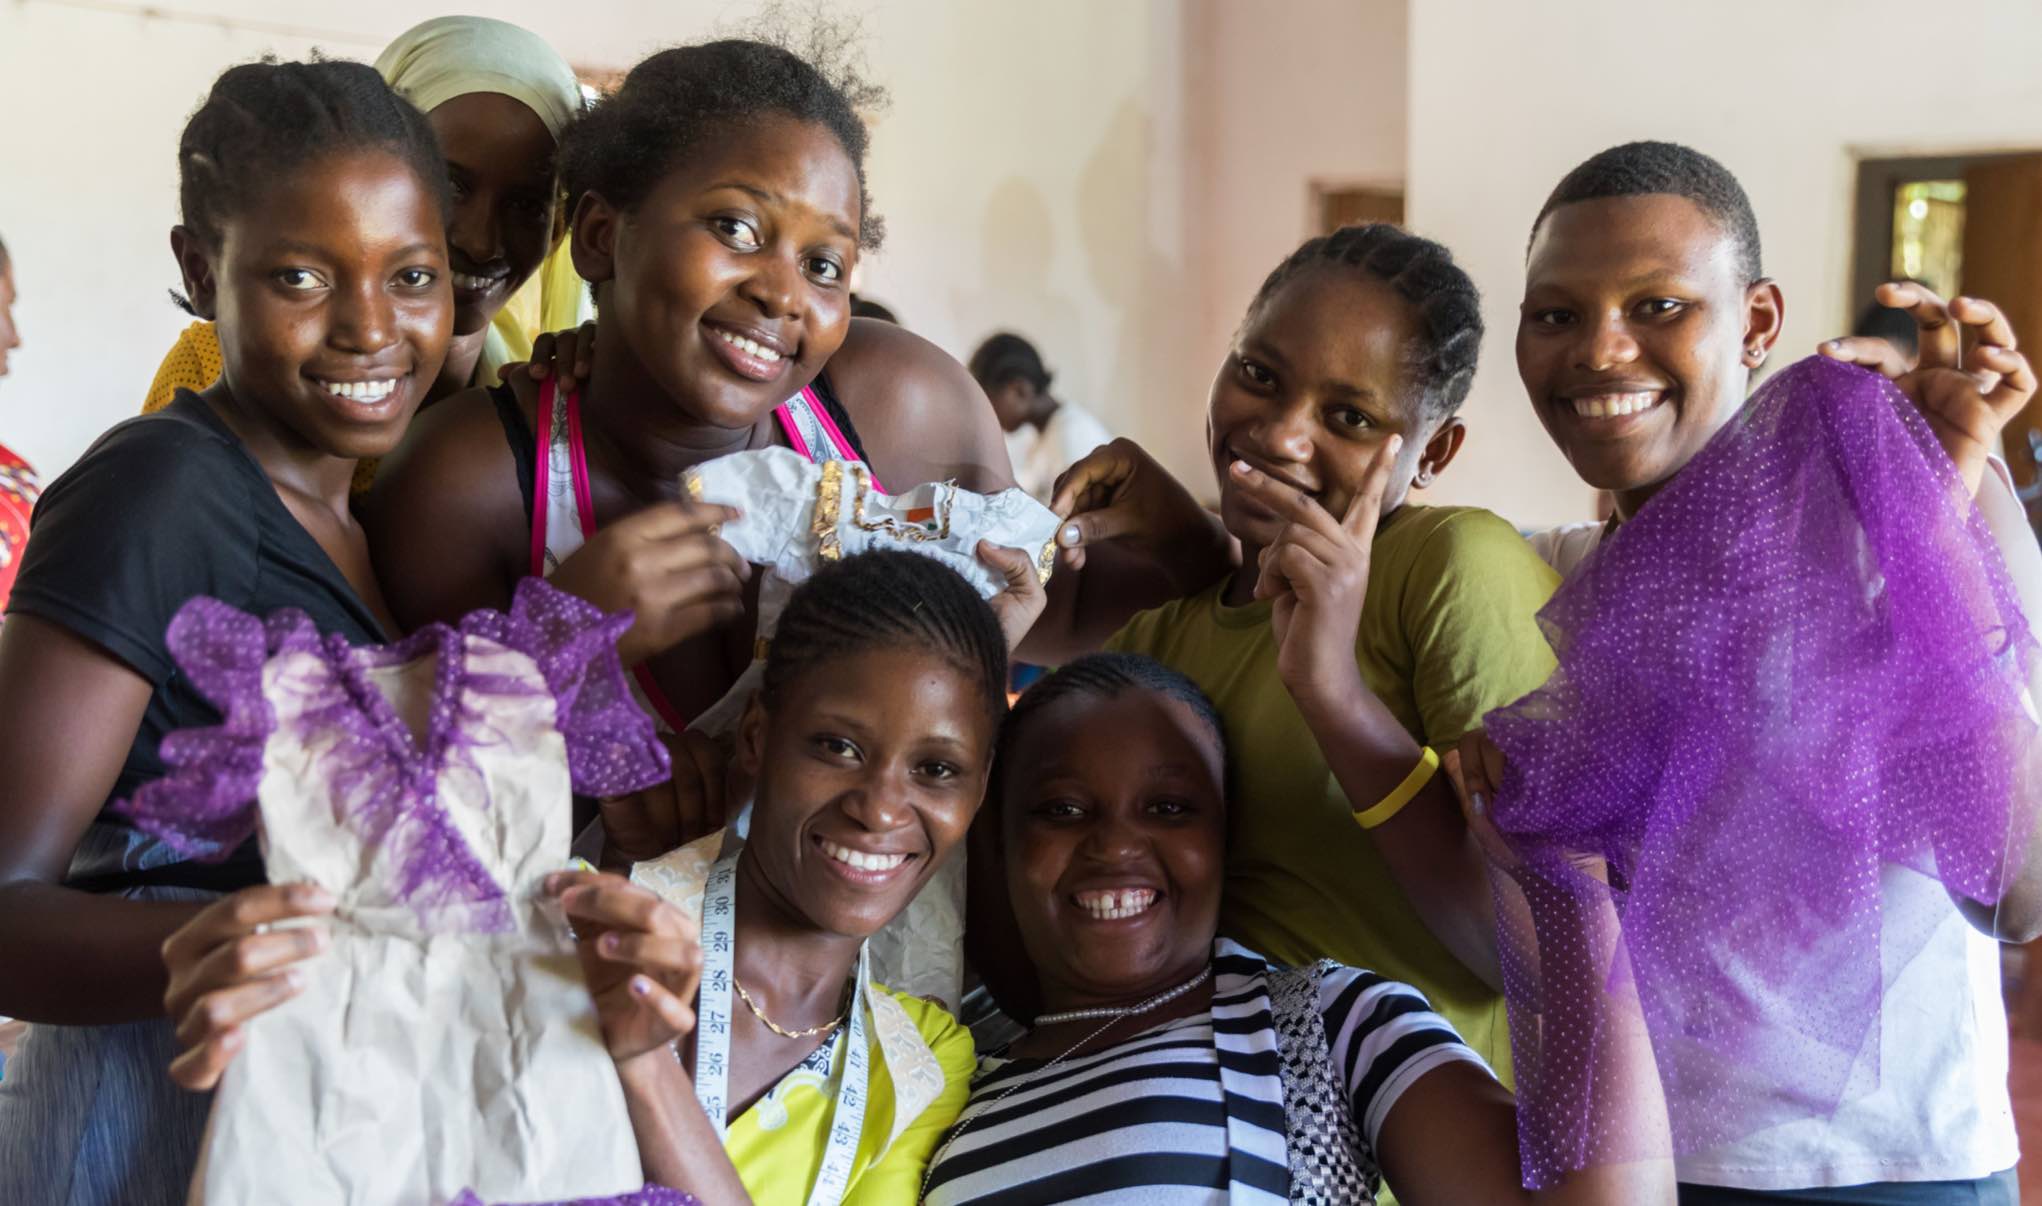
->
<box><xmin>1571</xmin><ymin>392</ymin><xmax>1660</xmax><ymax>418</ymax></box>
<box><xmin>1074</xmin><ymin>889</ymin><xmax>1156</xmax><ymax>920</ymax></box>
<box><xmin>716</xmin><ymin>329</ymin><xmax>784</xmax><ymax>363</ymax></box>
<box><xmin>319</xmin><ymin>379</ymin><xmax>398</xmax><ymax>403</ymax></box>
<box><xmin>820</xmin><ymin>839</ymin><xmax>908</xmax><ymax>872</ymax></box>
<box><xmin>452</xmin><ymin>272</ymin><xmax>497</xmax><ymax>292</ymax></box>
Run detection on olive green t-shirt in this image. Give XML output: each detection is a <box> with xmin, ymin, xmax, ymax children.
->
<box><xmin>1106</xmin><ymin>503</ymin><xmax>1559</xmax><ymax>1077</ymax></box>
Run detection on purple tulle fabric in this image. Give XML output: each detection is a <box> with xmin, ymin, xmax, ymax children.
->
<box><xmin>116</xmin><ymin>577</ymin><xmax>668</xmax><ymax>929</ymax></box>
<box><xmin>447</xmin><ymin>1185</ymin><xmax>701</xmax><ymax>1206</ymax></box>
<box><xmin>1485</xmin><ymin>357</ymin><xmax>2042</xmax><ymax>1186</ymax></box>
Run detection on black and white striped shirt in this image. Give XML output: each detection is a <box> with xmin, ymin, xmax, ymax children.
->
<box><xmin>922</xmin><ymin>953</ymin><xmax>1485</xmax><ymax>1204</ymax></box>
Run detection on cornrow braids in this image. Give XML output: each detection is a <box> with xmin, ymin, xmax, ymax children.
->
<box><xmin>760</xmin><ymin>550</ymin><xmax>1008</xmax><ymax>724</ymax></box>
<box><xmin>1249</xmin><ymin>223</ymin><xmax>1485</xmax><ymax>420</ymax></box>
<box><xmin>991</xmin><ymin>653</ymin><xmax>1229</xmax><ymax>815</ymax></box>
<box><xmin>173</xmin><ymin>58</ymin><xmax>449</xmax><ymax>311</ymax></box>
<box><xmin>560</xmin><ymin>35</ymin><xmax>886</xmax><ymax>250</ymax></box>
<box><xmin>1533</xmin><ymin>140</ymin><xmax>1762</xmax><ymax>284</ymax></box>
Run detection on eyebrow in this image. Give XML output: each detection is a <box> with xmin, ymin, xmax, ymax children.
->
<box><xmin>705</xmin><ymin>180</ymin><xmax>859</xmax><ymax>242</ymax></box>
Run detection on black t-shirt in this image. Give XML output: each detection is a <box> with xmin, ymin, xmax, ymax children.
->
<box><xmin>7</xmin><ymin>391</ymin><xmax>388</xmax><ymax>891</ymax></box>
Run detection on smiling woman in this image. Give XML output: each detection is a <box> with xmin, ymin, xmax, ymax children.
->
<box><xmin>140</xmin><ymin>15</ymin><xmax>587</xmax><ymax>422</ymax></box>
<box><xmin>0</xmin><ymin>59</ymin><xmax>452</xmax><ymax>1206</ymax></box>
<box><xmin>618</xmin><ymin>550</ymin><xmax>1014</xmax><ymax>1204</ymax></box>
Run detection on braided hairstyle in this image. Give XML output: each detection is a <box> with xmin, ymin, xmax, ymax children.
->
<box><xmin>1249</xmin><ymin>223</ymin><xmax>1484</xmax><ymax>420</ymax></box>
<box><xmin>967</xmin><ymin>332</ymin><xmax>1053</xmax><ymax>394</ymax></box>
<box><xmin>761</xmin><ymin>550</ymin><xmax>1008</xmax><ymax>725</ymax></box>
<box><xmin>992</xmin><ymin>652</ymin><xmax>1229</xmax><ymax>812</ymax></box>
<box><xmin>1533</xmin><ymin>140</ymin><xmax>1761</xmax><ymax>284</ymax></box>
<box><xmin>176</xmin><ymin>58</ymin><xmax>448</xmax><ymax>262</ymax></box>
<box><xmin>561</xmin><ymin>37</ymin><xmax>885</xmax><ymax>250</ymax></box>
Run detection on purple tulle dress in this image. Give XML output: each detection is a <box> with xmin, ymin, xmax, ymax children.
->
<box><xmin>118</xmin><ymin>578</ymin><xmax>689</xmax><ymax>1206</ymax></box>
<box><xmin>1485</xmin><ymin>358</ymin><xmax>2042</xmax><ymax>1186</ymax></box>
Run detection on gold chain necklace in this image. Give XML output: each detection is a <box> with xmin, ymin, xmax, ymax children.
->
<box><xmin>733</xmin><ymin>975</ymin><xmax>851</xmax><ymax>1039</ymax></box>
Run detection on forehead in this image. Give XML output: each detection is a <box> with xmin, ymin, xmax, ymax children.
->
<box><xmin>1526</xmin><ymin>194</ymin><xmax>1744</xmax><ymax>292</ymax></box>
<box><xmin>784</xmin><ymin>645</ymin><xmax>992</xmax><ymax>738</ymax></box>
<box><xmin>427</xmin><ymin>91</ymin><xmax>557</xmax><ymax>173</ymax></box>
<box><xmin>225</xmin><ymin>148</ymin><xmax>444</xmax><ymax>251</ymax></box>
<box><xmin>1247</xmin><ymin>268</ymin><xmax>1418</xmax><ymax>391</ymax></box>
<box><xmin>643</xmin><ymin>113</ymin><xmax>862</xmax><ymax>234</ymax></box>
<box><xmin>1004</xmin><ymin>691</ymin><xmax>1225</xmax><ymax>794</ymax></box>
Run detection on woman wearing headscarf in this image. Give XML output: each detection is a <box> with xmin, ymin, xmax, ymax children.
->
<box><xmin>142</xmin><ymin>15</ymin><xmax>590</xmax><ymax>416</ymax></box>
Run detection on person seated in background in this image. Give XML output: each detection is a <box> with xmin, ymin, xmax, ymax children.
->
<box><xmin>969</xmin><ymin>331</ymin><xmax>1114</xmax><ymax>504</ymax></box>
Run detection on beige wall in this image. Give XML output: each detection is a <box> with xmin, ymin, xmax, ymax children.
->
<box><xmin>0</xmin><ymin>0</ymin><xmax>1215</xmax><ymax>487</ymax></box>
<box><xmin>1405</xmin><ymin>0</ymin><xmax>2042</xmax><ymax>530</ymax></box>
<box><xmin>1176</xmin><ymin>0</ymin><xmax>1409</xmax><ymax>502</ymax></box>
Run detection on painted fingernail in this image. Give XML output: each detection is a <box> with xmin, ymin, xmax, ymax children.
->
<box><xmin>600</xmin><ymin>932</ymin><xmax>622</xmax><ymax>953</ymax></box>
<box><xmin>543</xmin><ymin>872</ymin><xmax>564</xmax><ymax>893</ymax></box>
<box><xmin>284</xmin><ymin>967</ymin><xmax>306</xmax><ymax>990</ymax></box>
<box><xmin>1060</xmin><ymin>523</ymin><xmax>1081</xmax><ymax>546</ymax></box>
<box><xmin>1471</xmin><ymin>791</ymin><xmax>1488</xmax><ymax>817</ymax></box>
<box><xmin>1231</xmin><ymin>459</ymin><xmax>1253</xmax><ymax>476</ymax></box>
<box><xmin>631</xmin><ymin>976</ymin><xmax>654</xmax><ymax>997</ymax></box>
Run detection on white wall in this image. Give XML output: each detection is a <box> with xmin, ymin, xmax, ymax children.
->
<box><xmin>0</xmin><ymin>0</ymin><xmax>1211</xmax><ymax>487</ymax></box>
<box><xmin>1406</xmin><ymin>0</ymin><xmax>2042</xmax><ymax>529</ymax></box>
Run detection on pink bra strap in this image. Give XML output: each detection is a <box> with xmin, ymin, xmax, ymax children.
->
<box><xmin>774</xmin><ymin>383</ymin><xmax>885</xmax><ymax>492</ymax></box>
<box><xmin>528</xmin><ymin>380</ymin><xmax>555</xmax><ymax>578</ymax></box>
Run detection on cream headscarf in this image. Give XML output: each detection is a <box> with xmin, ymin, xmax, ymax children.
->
<box><xmin>375</xmin><ymin>16</ymin><xmax>592</xmax><ymax>379</ymax></box>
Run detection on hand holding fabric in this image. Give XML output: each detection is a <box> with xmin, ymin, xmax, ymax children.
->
<box><xmin>1820</xmin><ymin>282</ymin><xmax>2036</xmax><ymax>496</ymax></box>
<box><xmin>161</xmin><ymin>882</ymin><xmax>334</xmax><ymax>1091</ymax></box>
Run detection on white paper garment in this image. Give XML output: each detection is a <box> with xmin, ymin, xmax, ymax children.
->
<box><xmin>119</xmin><ymin>580</ymin><xmax>667</xmax><ymax>1206</ymax></box>
<box><xmin>679</xmin><ymin>447</ymin><xmax>1060</xmax><ymax>1010</ymax></box>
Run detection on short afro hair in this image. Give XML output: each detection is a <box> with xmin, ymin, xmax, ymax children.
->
<box><xmin>1532</xmin><ymin>141</ymin><xmax>1762</xmax><ymax>284</ymax></box>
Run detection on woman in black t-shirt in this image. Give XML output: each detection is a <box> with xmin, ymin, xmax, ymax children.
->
<box><xmin>0</xmin><ymin>62</ymin><xmax>453</xmax><ymax>1206</ymax></box>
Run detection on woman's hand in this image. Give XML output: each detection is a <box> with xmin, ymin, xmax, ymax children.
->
<box><xmin>1820</xmin><ymin>282</ymin><xmax>2036</xmax><ymax>497</ymax></box>
<box><xmin>519</xmin><ymin>320</ymin><xmax>599</xmax><ymax>390</ymax></box>
<box><xmin>599</xmin><ymin>730</ymin><xmax>735</xmax><ymax>868</ymax></box>
<box><xmin>1048</xmin><ymin>438</ymin><xmax>1223</xmax><ymax>579</ymax></box>
<box><xmin>550</xmin><ymin>870</ymin><xmax>703</xmax><ymax>1067</ymax></box>
<box><xmin>161</xmin><ymin>882</ymin><xmax>334</xmax><ymax>1090</ymax></box>
<box><xmin>977</xmin><ymin>539</ymin><xmax>1051</xmax><ymax>652</ymax></box>
<box><xmin>1240</xmin><ymin>436</ymin><xmax>1400</xmax><ymax>709</ymax></box>
<box><xmin>548</xmin><ymin>497</ymin><xmax>752</xmax><ymax>665</ymax></box>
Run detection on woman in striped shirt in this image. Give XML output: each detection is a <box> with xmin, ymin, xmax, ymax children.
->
<box><xmin>927</xmin><ymin>653</ymin><xmax>1672</xmax><ymax>1205</ymax></box>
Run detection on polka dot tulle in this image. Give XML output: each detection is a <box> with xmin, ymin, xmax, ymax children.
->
<box><xmin>116</xmin><ymin>576</ymin><xmax>669</xmax><ymax>929</ymax></box>
<box><xmin>1486</xmin><ymin>357</ymin><xmax>2042</xmax><ymax>1186</ymax></box>
<box><xmin>446</xmin><ymin>1184</ymin><xmax>700</xmax><ymax>1206</ymax></box>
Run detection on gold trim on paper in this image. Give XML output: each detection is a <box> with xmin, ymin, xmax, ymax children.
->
<box><xmin>814</xmin><ymin>460</ymin><xmax>844</xmax><ymax>561</ymax></box>
<box><xmin>1035</xmin><ymin>539</ymin><xmax>1058</xmax><ymax>585</ymax></box>
<box><xmin>848</xmin><ymin>466</ymin><xmax>954</xmax><ymax>542</ymax></box>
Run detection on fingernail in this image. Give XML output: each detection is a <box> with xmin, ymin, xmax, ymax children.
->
<box><xmin>1471</xmin><ymin>791</ymin><xmax>1488</xmax><ymax>817</ymax></box>
<box><xmin>600</xmin><ymin>932</ymin><xmax>621</xmax><ymax>953</ymax></box>
<box><xmin>1827</xmin><ymin>339</ymin><xmax>1842</xmax><ymax>349</ymax></box>
<box><xmin>283</xmin><ymin>967</ymin><xmax>305</xmax><ymax>990</ymax></box>
<box><xmin>1231</xmin><ymin>459</ymin><xmax>1253</xmax><ymax>476</ymax></box>
<box><xmin>1060</xmin><ymin>523</ymin><xmax>1081</xmax><ymax>546</ymax></box>
<box><xmin>1388</xmin><ymin>435</ymin><xmax>1404</xmax><ymax>454</ymax></box>
<box><xmin>631</xmin><ymin>976</ymin><xmax>654</xmax><ymax>997</ymax></box>
<box><xmin>543</xmin><ymin>872</ymin><xmax>564</xmax><ymax>894</ymax></box>
<box><xmin>308</xmin><ymin>926</ymin><xmax>330</xmax><ymax>951</ymax></box>
<box><xmin>295</xmin><ymin>884</ymin><xmax>334</xmax><ymax>909</ymax></box>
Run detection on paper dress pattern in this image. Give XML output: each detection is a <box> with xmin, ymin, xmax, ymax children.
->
<box><xmin>674</xmin><ymin>447</ymin><xmax>1061</xmax><ymax>1010</ymax></box>
<box><xmin>119</xmin><ymin>577</ymin><xmax>671</xmax><ymax>1206</ymax></box>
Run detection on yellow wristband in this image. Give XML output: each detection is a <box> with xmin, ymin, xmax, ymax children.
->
<box><xmin>1355</xmin><ymin>746</ymin><xmax>1441</xmax><ymax>830</ymax></box>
